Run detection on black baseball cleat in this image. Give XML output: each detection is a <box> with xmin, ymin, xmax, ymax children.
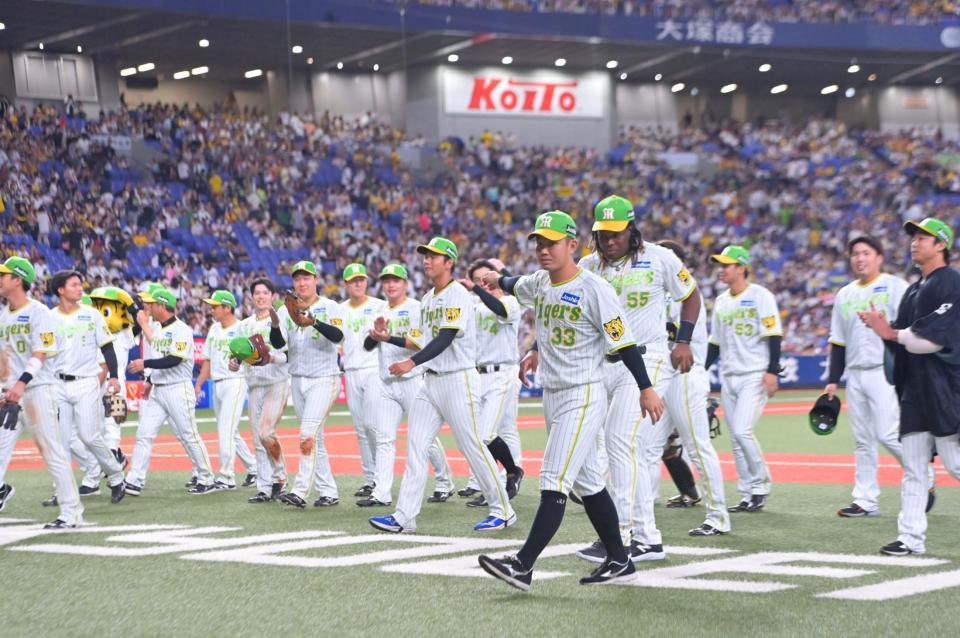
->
<box><xmin>356</xmin><ymin>497</ymin><xmax>391</xmax><ymax>507</ymax></box>
<box><xmin>242</xmin><ymin>474</ymin><xmax>257</xmax><ymax>488</ymax></box>
<box><xmin>184</xmin><ymin>476</ymin><xmax>198</xmax><ymax>489</ymax></box>
<box><xmin>78</xmin><ymin>485</ymin><xmax>101</xmax><ymax>497</ymax></box>
<box><xmin>279</xmin><ymin>493</ymin><xmax>307</xmax><ymax>508</ymax></box>
<box><xmin>506</xmin><ymin>468</ymin><xmax>525</xmax><ymax>499</ymax></box>
<box><xmin>427</xmin><ymin>490</ymin><xmax>453</xmax><ymax>503</ymax></box>
<box><xmin>666</xmin><ymin>493</ymin><xmax>701</xmax><ymax>508</ymax></box>
<box><xmin>926</xmin><ymin>488</ymin><xmax>937</xmax><ymax>513</ymax></box>
<box><xmin>575</xmin><ymin>539</ymin><xmax>607</xmax><ymax>564</ymax></box>
<box><xmin>457</xmin><ymin>487</ymin><xmax>481</xmax><ymax>498</ymax></box>
<box><xmin>41</xmin><ymin>494</ymin><xmax>58</xmax><ymax>507</ymax></box>
<box><xmin>0</xmin><ymin>483</ymin><xmax>14</xmax><ymax>512</ymax></box>
<box><xmin>313</xmin><ymin>496</ymin><xmax>340</xmax><ymax>507</ymax></box>
<box><xmin>187</xmin><ymin>483</ymin><xmax>217</xmax><ymax>495</ymax></box>
<box><xmin>270</xmin><ymin>482</ymin><xmax>284</xmax><ymax>500</ymax></box>
<box><xmin>580</xmin><ymin>558</ymin><xmax>637</xmax><ymax>585</ymax></box>
<box><xmin>248</xmin><ymin>492</ymin><xmax>272</xmax><ymax>503</ymax></box>
<box><xmin>745</xmin><ymin>495</ymin><xmax>767</xmax><ymax>512</ymax></box>
<box><xmin>478</xmin><ymin>554</ymin><xmax>532</xmax><ymax>592</ymax></box>
<box><xmin>211</xmin><ymin>481</ymin><xmax>236</xmax><ymax>492</ymax></box>
<box><xmin>728</xmin><ymin>500</ymin><xmax>751</xmax><ymax>513</ymax></box>
<box><xmin>880</xmin><ymin>540</ymin><xmax>917</xmax><ymax>556</ymax></box>
<box><xmin>354</xmin><ymin>485</ymin><xmax>374</xmax><ymax>498</ymax></box>
<box><xmin>689</xmin><ymin>523</ymin><xmax>726</xmax><ymax>537</ymax></box>
<box><xmin>630</xmin><ymin>541</ymin><xmax>666</xmax><ymax>562</ymax></box>
<box><xmin>43</xmin><ymin>519</ymin><xmax>78</xmax><ymax>530</ymax></box>
<box><xmin>110</xmin><ymin>482</ymin><xmax>126</xmax><ymax>504</ymax></box>
<box><xmin>123</xmin><ymin>482</ymin><xmax>142</xmax><ymax>497</ymax></box>
<box><xmin>838</xmin><ymin>503</ymin><xmax>879</xmax><ymax>518</ymax></box>
<box><xmin>466</xmin><ymin>494</ymin><xmax>488</xmax><ymax>508</ymax></box>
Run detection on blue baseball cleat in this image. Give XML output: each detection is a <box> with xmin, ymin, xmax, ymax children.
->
<box><xmin>369</xmin><ymin>515</ymin><xmax>411</xmax><ymax>534</ymax></box>
<box><xmin>474</xmin><ymin>513</ymin><xmax>517</xmax><ymax>531</ymax></box>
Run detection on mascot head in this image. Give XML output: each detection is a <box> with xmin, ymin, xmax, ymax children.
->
<box><xmin>89</xmin><ymin>286</ymin><xmax>135</xmax><ymax>333</ymax></box>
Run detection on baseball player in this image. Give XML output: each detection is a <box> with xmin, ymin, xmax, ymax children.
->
<box><xmin>359</xmin><ymin>263</ymin><xmax>455</xmax><ymax>507</ymax></box>
<box><xmin>706</xmin><ymin>245</ymin><xmax>782</xmax><ymax>513</ymax></box>
<box><xmin>339</xmin><ymin>264</ymin><xmax>388</xmax><ymax>498</ymax></box>
<box><xmin>369</xmin><ymin>237</ymin><xmax>515</xmax><ymax>534</ymax></box>
<box><xmin>574</xmin><ymin>195</ymin><xmax>701</xmax><ymax>564</ymax></box>
<box><xmin>478</xmin><ymin>211</ymin><xmax>664</xmax><ymax>591</ymax></box>
<box><xmin>457</xmin><ymin>259</ymin><xmax>524</xmax><ymax>506</ymax></box>
<box><xmin>196</xmin><ymin>290</ymin><xmax>258</xmax><ymax>490</ymax></box>
<box><xmin>0</xmin><ymin>256</ymin><xmax>84</xmax><ymax>528</ymax></box>
<box><xmin>860</xmin><ymin>217</ymin><xmax>960</xmax><ymax>555</ymax></box>
<box><xmin>656</xmin><ymin>240</ymin><xmax>729</xmax><ymax>536</ymax></box>
<box><xmin>276</xmin><ymin>261</ymin><xmax>345</xmax><ymax>509</ymax></box>
<box><xmin>125</xmin><ymin>287</ymin><xmax>217</xmax><ymax>495</ymax></box>
<box><xmin>238</xmin><ymin>277</ymin><xmax>290</xmax><ymax>503</ymax></box>
<box><xmin>48</xmin><ymin>270</ymin><xmax>126</xmax><ymax>504</ymax></box>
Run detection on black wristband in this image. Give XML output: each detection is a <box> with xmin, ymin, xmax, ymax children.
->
<box><xmin>387</xmin><ymin>335</ymin><xmax>406</xmax><ymax>348</ymax></box>
<box><xmin>18</xmin><ymin>372</ymin><xmax>33</xmax><ymax>386</ymax></box>
<box><xmin>675</xmin><ymin>320</ymin><xmax>695</xmax><ymax>344</ymax></box>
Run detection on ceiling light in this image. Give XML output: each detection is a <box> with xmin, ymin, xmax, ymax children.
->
<box><xmin>845</xmin><ymin>87</ymin><xmax>856</xmax><ymax>98</ymax></box>
<box><xmin>76</xmin><ymin>45</ymin><xmax>82</xmax><ymax>53</ymax></box>
<box><xmin>373</xmin><ymin>63</ymin><xmax>380</xmax><ymax>71</ymax></box>
<box><xmin>619</xmin><ymin>72</ymin><xmax>628</xmax><ymax>81</ymax></box>
<box><xmin>771</xmin><ymin>84</ymin><xmax>788</xmax><ymax>94</ymax></box>
<box><xmin>671</xmin><ymin>82</ymin><xmax>685</xmax><ymax>93</ymax></box>
<box><xmin>137</xmin><ymin>62</ymin><xmax>155</xmax><ymax>72</ymax></box>
<box><xmin>868</xmin><ymin>73</ymin><xmax>877</xmax><ymax>81</ymax></box>
<box><xmin>39</xmin><ymin>42</ymin><xmax>44</xmax><ymax>50</ymax></box>
<box><xmin>554</xmin><ymin>58</ymin><xmax>566</xmax><ymax>67</ymax></box>
<box><xmin>336</xmin><ymin>61</ymin><xmax>344</xmax><ymax>70</ymax></box>
<box><xmin>191</xmin><ymin>66</ymin><xmax>208</xmax><ymax>75</ymax></box>
<box><xmin>588</xmin><ymin>36</ymin><xmax>601</xmax><ymax>44</ymax></box>
<box><xmin>447</xmin><ymin>54</ymin><xmax>459</xmax><ymax>63</ymax></box>
<box><xmin>198</xmin><ymin>38</ymin><xmax>209</xmax><ymax>48</ymax></box>
<box><xmin>821</xmin><ymin>84</ymin><xmax>839</xmax><ymax>95</ymax></box>
<box><xmin>307</xmin><ymin>57</ymin><xmax>314</xmax><ymax>65</ymax></box>
<box><xmin>721</xmin><ymin>83</ymin><xmax>737</xmax><ymax>94</ymax></box>
<box><xmin>758</xmin><ymin>63</ymin><xmax>771</xmax><ymax>72</ymax></box>
<box><xmin>847</xmin><ymin>64</ymin><xmax>860</xmax><ymax>73</ymax></box>
<box><xmin>173</xmin><ymin>70</ymin><xmax>190</xmax><ymax>80</ymax></box>
<box><xmin>120</xmin><ymin>67</ymin><xmax>136</xmax><ymax>77</ymax></box>
<box><xmin>244</xmin><ymin>69</ymin><xmax>263</xmax><ymax>79</ymax></box>
<box><xmin>0</xmin><ymin>22</ymin><xmax>5</xmax><ymax>30</ymax></box>
<box><xmin>501</xmin><ymin>56</ymin><xmax>513</xmax><ymax>65</ymax></box>
<box><xmin>691</xmin><ymin>87</ymin><xmax>699</xmax><ymax>96</ymax></box>
<box><xmin>654</xmin><ymin>73</ymin><xmax>662</xmax><ymax>81</ymax></box>
<box><xmin>936</xmin><ymin>76</ymin><xmax>944</xmax><ymax>85</ymax></box>
<box><xmin>292</xmin><ymin>45</ymin><xmax>303</xmax><ymax>54</ymax></box>
<box><xmin>605</xmin><ymin>60</ymin><xmax>618</xmax><ymax>69</ymax></box>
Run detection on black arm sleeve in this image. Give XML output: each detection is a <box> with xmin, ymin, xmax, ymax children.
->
<box><xmin>101</xmin><ymin>342</ymin><xmax>119</xmax><ymax>379</ymax></box>
<box><xmin>473</xmin><ymin>286</ymin><xmax>507</xmax><ymax>318</ymax></box>
<box><xmin>132</xmin><ymin>323</ymin><xmax>142</xmax><ymax>338</ymax></box>
<box><xmin>363</xmin><ymin>336</ymin><xmax>378</xmax><ymax>351</ymax></box>
<box><xmin>828</xmin><ymin>344</ymin><xmax>846</xmax><ymax>384</ymax></box>
<box><xmin>619</xmin><ymin>345</ymin><xmax>652</xmax><ymax>391</ymax></box>
<box><xmin>766</xmin><ymin>335</ymin><xmax>782</xmax><ymax>375</ymax></box>
<box><xmin>498</xmin><ymin>275</ymin><xmax>521</xmax><ymax>295</ymax></box>
<box><xmin>144</xmin><ymin>355</ymin><xmax>183</xmax><ymax>370</ymax></box>
<box><xmin>312</xmin><ymin>320</ymin><xmax>343</xmax><ymax>343</ymax></box>
<box><xmin>705</xmin><ymin>342</ymin><xmax>720</xmax><ymax>370</ymax></box>
<box><xmin>388</xmin><ymin>335</ymin><xmax>407</xmax><ymax>349</ymax></box>
<box><xmin>270</xmin><ymin>326</ymin><xmax>286</xmax><ymax>349</ymax></box>
<box><xmin>410</xmin><ymin>328</ymin><xmax>457</xmax><ymax>366</ymax></box>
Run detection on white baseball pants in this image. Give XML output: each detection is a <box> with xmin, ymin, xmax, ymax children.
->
<box><xmin>290</xmin><ymin>375</ymin><xmax>339</xmax><ymax>500</ymax></box>
<box><xmin>248</xmin><ymin>381</ymin><xmax>289</xmax><ymax>494</ymax></box>
<box><xmin>57</xmin><ymin>377</ymin><xmax>124</xmax><ymax>488</ymax></box>
<box><xmin>897</xmin><ymin>432</ymin><xmax>960</xmax><ymax>553</ymax></box>
<box><xmin>541</xmin><ymin>382</ymin><xmax>607</xmax><ymax>496</ymax></box>
<box><xmin>466</xmin><ymin>364</ymin><xmax>522</xmax><ymax>491</ymax></box>
<box><xmin>212</xmin><ymin>378</ymin><xmax>256</xmax><ymax>486</ymax></box>
<box><xmin>345</xmin><ymin>368</ymin><xmax>378</xmax><ymax>488</ymax></box>
<box><xmin>720</xmin><ymin>370</ymin><xmax>772</xmax><ymax>501</ymax></box>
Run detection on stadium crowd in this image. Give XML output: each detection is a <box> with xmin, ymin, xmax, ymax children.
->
<box><xmin>2</xmin><ymin>98</ymin><xmax>960</xmax><ymax>354</ymax></box>
<box><xmin>394</xmin><ymin>0</ymin><xmax>960</xmax><ymax>26</ymax></box>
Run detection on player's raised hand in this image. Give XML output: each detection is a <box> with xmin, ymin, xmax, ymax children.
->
<box><xmin>136</xmin><ymin>309</ymin><xmax>149</xmax><ymax>328</ymax></box>
<box><xmin>480</xmin><ymin>270</ymin><xmax>501</xmax><ymax>289</ymax></box>
<box><xmin>640</xmin><ymin>387</ymin><xmax>664</xmax><ymax>423</ymax></box>
<box><xmin>858</xmin><ymin>302</ymin><xmax>895</xmax><ymax>340</ymax></box>
<box><xmin>268</xmin><ymin>306</ymin><xmax>280</xmax><ymax>327</ymax></box>
<box><xmin>370</xmin><ymin>316</ymin><xmax>390</xmax><ymax>341</ymax></box>
<box><xmin>457</xmin><ymin>277</ymin><xmax>475</xmax><ymax>291</ymax></box>
<box><xmin>519</xmin><ymin>348</ymin><xmax>539</xmax><ymax>387</ymax></box>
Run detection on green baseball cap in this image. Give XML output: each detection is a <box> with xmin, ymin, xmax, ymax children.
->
<box><xmin>592</xmin><ymin>195</ymin><xmax>635</xmax><ymax>232</ymax></box>
<box><xmin>91</xmin><ymin>286</ymin><xmax>135</xmax><ymax>306</ymax></box>
<box><xmin>711</xmin><ymin>245</ymin><xmax>751</xmax><ymax>267</ymax></box>
<box><xmin>81</xmin><ymin>294</ymin><xmax>93</xmax><ymax>306</ymax></box>
<box><xmin>528</xmin><ymin>210</ymin><xmax>577</xmax><ymax>241</ymax></box>
<box><xmin>379</xmin><ymin>263</ymin><xmax>409</xmax><ymax>280</ymax></box>
<box><xmin>141</xmin><ymin>287</ymin><xmax>177</xmax><ymax>310</ymax></box>
<box><xmin>904</xmin><ymin>217</ymin><xmax>955</xmax><ymax>247</ymax></box>
<box><xmin>342</xmin><ymin>263</ymin><xmax>368</xmax><ymax>281</ymax></box>
<box><xmin>228</xmin><ymin>336</ymin><xmax>255</xmax><ymax>363</ymax></box>
<box><xmin>0</xmin><ymin>256</ymin><xmax>36</xmax><ymax>286</ymax></box>
<box><xmin>416</xmin><ymin>237</ymin><xmax>459</xmax><ymax>261</ymax></box>
<box><xmin>203</xmin><ymin>290</ymin><xmax>237</xmax><ymax>308</ymax></box>
<box><xmin>291</xmin><ymin>260</ymin><xmax>318</xmax><ymax>276</ymax></box>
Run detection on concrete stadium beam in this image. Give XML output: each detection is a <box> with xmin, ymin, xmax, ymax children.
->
<box><xmin>85</xmin><ymin>20</ymin><xmax>203</xmax><ymax>55</ymax></box>
<box><xmin>20</xmin><ymin>13</ymin><xmax>146</xmax><ymax>50</ymax></box>
<box><xmin>887</xmin><ymin>53</ymin><xmax>960</xmax><ymax>84</ymax></box>
<box><xmin>620</xmin><ymin>47</ymin><xmax>695</xmax><ymax>76</ymax></box>
<box><xmin>324</xmin><ymin>32</ymin><xmax>436</xmax><ymax>70</ymax></box>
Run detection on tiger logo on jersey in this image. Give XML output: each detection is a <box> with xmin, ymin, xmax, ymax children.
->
<box><xmin>331</xmin><ymin>318</ymin><xmax>343</xmax><ymax>327</ymax></box>
<box><xmin>677</xmin><ymin>267</ymin><xmax>691</xmax><ymax>286</ymax></box>
<box><xmin>761</xmin><ymin>316</ymin><xmax>777</xmax><ymax>330</ymax></box>
<box><xmin>445</xmin><ymin>307</ymin><xmax>461</xmax><ymax>322</ymax></box>
<box><xmin>175</xmin><ymin>341</ymin><xmax>189</xmax><ymax>353</ymax></box>
<box><xmin>409</xmin><ymin>328</ymin><xmax>423</xmax><ymax>338</ymax></box>
<box><xmin>40</xmin><ymin>332</ymin><xmax>55</xmax><ymax>348</ymax></box>
<box><xmin>603</xmin><ymin>317</ymin><xmax>626</xmax><ymax>341</ymax></box>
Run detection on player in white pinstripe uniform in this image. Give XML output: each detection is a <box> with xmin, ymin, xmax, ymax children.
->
<box><xmin>707</xmin><ymin>245</ymin><xmax>782</xmax><ymax>513</ymax></box>
<box><xmin>369</xmin><ymin>237</ymin><xmax>516</xmax><ymax>534</ymax></box>
<box><xmin>457</xmin><ymin>259</ymin><xmax>524</xmax><ymax>506</ymax></box>
<box><xmin>575</xmin><ymin>196</ymin><xmax>701</xmax><ymax>564</ymax></box>
<box><xmin>196</xmin><ymin>290</ymin><xmax>258</xmax><ymax>491</ymax></box>
<box><xmin>125</xmin><ymin>287</ymin><xmax>217</xmax><ymax>495</ymax></box>
<box><xmin>277</xmin><ymin>261</ymin><xmax>345</xmax><ymax>509</ymax></box>
<box><xmin>236</xmin><ymin>277</ymin><xmax>290</xmax><ymax>503</ymax></box>
<box><xmin>339</xmin><ymin>263</ymin><xmax>388</xmax><ymax>498</ymax></box>
<box><xmin>478</xmin><ymin>211</ymin><xmax>664</xmax><ymax>591</ymax></box>
<box><xmin>358</xmin><ymin>263</ymin><xmax>454</xmax><ymax>507</ymax></box>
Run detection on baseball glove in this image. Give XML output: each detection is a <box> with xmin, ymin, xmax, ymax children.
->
<box><xmin>284</xmin><ymin>291</ymin><xmax>314</xmax><ymax>327</ymax></box>
<box><xmin>249</xmin><ymin>334</ymin><xmax>272</xmax><ymax>366</ymax></box>
<box><xmin>103</xmin><ymin>392</ymin><xmax>128</xmax><ymax>423</ymax></box>
<box><xmin>707</xmin><ymin>397</ymin><xmax>721</xmax><ymax>439</ymax></box>
<box><xmin>0</xmin><ymin>401</ymin><xmax>21</xmax><ymax>431</ymax></box>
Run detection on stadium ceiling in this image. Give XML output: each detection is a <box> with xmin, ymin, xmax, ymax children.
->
<box><xmin>2</xmin><ymin>0</ymin><xmax>960</xmax><ymax>89</ymax></box>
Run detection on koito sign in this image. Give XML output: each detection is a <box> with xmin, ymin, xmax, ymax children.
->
<box><xmin>443</xmin><ymin>69</ymin><xmax>605</xmax><ymax>119</ymax></box>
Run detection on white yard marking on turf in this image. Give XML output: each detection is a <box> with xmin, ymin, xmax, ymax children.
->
<box><xmin>818</xmin><ymin>568</ymin><xmax>960</xmax><ymax>601</ymax></box>
<box><xmin>0</xmin><ymin>524</ymin><xmax>188</xmax><ymax>547</ymax></box>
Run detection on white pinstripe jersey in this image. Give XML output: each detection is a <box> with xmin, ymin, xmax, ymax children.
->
<box><xmin>52</xmin><ymin>305</ymin><xmax>113</xmax><ymax>377</ymax></box>
<box><xmin>240</xmin><ymin>313</ymin><xmax>289</xmax><ymax>387</ymax></box>
<box><xmin>666</xmin><ymin>286</ymin><xmax>708</xmax><ymax>367</ymax></box>
<box><xmin>146</xmin><ymin>318</ymin><xmax>194</xmax><ymax>384</ymax></box>
<box><xmin>709</xmin><ymin>283</ymin><xmax>782</xmax><ymax>376</ymax></box>
<box><xmin>514</xmin><ymin>268</ymin><xmax>636</xmax><ymax>390</ymax></box>
<box><xmin>475</xmin><ymin>295</ymin><xmax>520</xmax><ymax>366</ymax></box>
<box><xmin>829</xmin><ymin>273</ymin><xmax>908</xmax><ymax>369</ymax></box>
<box><xmin>0</xmin><ymin>298</ymin><xmax>59</xmax><ymax>388</ymax></box>
<box><xmin>419</xmin><ymin>280</ymin><xmax>476</xmax><ymax>374</ymax></box>
<box><xmin>376</xmin><ymin>296</ymin><xmax>425</xmax><ymax>382</ymax></box>
<box><xmin>340</xmin><ymin>296</ymin><xmax>387</xmax><ymax>371</ymax></box>
<box><xmin>201</xmin><ymin>320</ymin><xmax>245</xmax><ymax>381</ymax></box>
<box><xmin>580</xmin><ymin>241</ymin><xmax>696</xmax><ymax>353</ymax></box>
<box><xmin>278</xmin><ymin>297</ymin><xmax>343</xmax><ymax>377</ymax></box>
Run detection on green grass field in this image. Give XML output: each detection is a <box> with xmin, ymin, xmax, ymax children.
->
<box><xmin>1</xmin><ymin>391</ymin><xmax>957</xmax><ymax>637</ymax></box>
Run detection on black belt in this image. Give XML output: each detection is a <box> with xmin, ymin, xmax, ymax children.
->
<box><xmin>58</xmin><ymin>374</ymin><xmax>79</xmax><ymax>382</ymax></box>
<box><xmin>477</xmin><ymin>365</ymin><xmax>502</xmax><ymax>374</ymax></box>
<box><xmin>605</xmin><ymin>344</ymin><xmax>646</xmax><ymax>363</ymax></box>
